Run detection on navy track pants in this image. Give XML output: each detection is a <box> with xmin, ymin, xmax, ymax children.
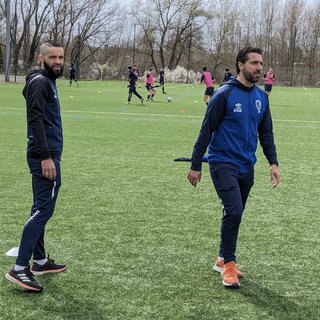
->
<box><xmin>210</xmin><ymin>163</ymin><xmax>254</xmax><ymax>264</ymax></box>
<box><xmin>16</xmin><ymin>158</ymin><xmax>61</xmax><ymax>266</ymax></box>
<box><xmin>128</xmin><ymin>85</ymin><xmax>142</xmax><ymax>101</ymax></box>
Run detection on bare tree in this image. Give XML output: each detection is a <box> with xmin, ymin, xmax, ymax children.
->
<box><xmin>25</xmin><ymin>0</ymin><xmax>51</xmax><ymax>70</ymax></box>
<box><xmin>280</xmin><ymin>0</ymin><xmax>305</xmax><ymax>85</ymax></box>
<box><xmin>298</xmin><ymin>3</ymin><xmax>320</xmax><ymax>84</ymax></box>
<box><xmin>241</xmin><ymin>0</ymin><xmax>258</xmax><ymax>46</ymax></box>
<box><xmin>11</xmin><ymin>0</ymin><xmax>39</xmax><ymax>71</ymax></box>
<box><xmin>132</xmin><ymin>0</ymin><xmax>211</xmax><ymax>71</ymax></box>
<box><xmin>1</xmin><ymin>0</ymin><xmax>320</xmax><ymax>85</ymax></box>
<box><xmin>259</xmin><ymin>0</ymin><xmax>281</xmax><ymax>66</ymax></box>
<box><xmin>0</xmin><ymin>0</ymin><xmax>5</xmax><ymax>69</ymax></box>
<box><xmin>301</xmin><ymin>4</ymin><xmax>320</xmax><ymax>68</ymax></box>
<box><xmin>65</xmin><ymin>0</ymin><xmax>120</xmax><ymax>77</ymax></box>
<box><xmin>205</xmin><ymin>0</ymin><xmax>240</xmax><ymax>74</ymax></box>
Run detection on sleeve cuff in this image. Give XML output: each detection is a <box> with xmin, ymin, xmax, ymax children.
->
<box><xmin>39</xmin><ymin>151</ymin><xmax>51</xmax><ymax>160</ymax></box>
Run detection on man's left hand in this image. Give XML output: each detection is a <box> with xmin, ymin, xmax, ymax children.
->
<box><xmin>270</xmin><ymin>164</ymin><xmax>280</xmax><ymax>188</ymax></box>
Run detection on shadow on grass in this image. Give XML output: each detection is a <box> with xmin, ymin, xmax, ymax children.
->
<box><xmin>40</xmin><ymin>276</ymin><xmax>107</xmax><ymax>320</ymax></box>
<box><xmin>4</xmin><ymin>273</ymin><xmax>107</xmax><ymax>320</ymax></box>
<box><xmin>239</xmin><ymin>278</ymin><xmax>319</xmax><ymax>320</ymax></box>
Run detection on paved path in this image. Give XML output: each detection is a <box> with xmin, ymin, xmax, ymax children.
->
<box><xmin>0</xmin><ymin>74</ymin><xmax>25</xmax><ymax>83</ymax></box>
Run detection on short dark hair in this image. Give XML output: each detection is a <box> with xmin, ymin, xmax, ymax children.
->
<box><xmin>236</xmin><ymin>47</ymin><xmax>262</xmax><ymax>73</ymax></box>
<box><xmin>202</xmin><ymin>67</ymin><xmax>207</xmax><ymax>72</ymax></box>
<box><xmin>128</xmin><ymin>66</ymin><xmax>132</xmax><ymax>70</ymax></box>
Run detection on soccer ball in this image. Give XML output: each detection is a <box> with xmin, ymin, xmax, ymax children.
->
<box><xmin>167</xmin><ymin>97</ymin><xmax>172</xmax><ymax>102</ymax></box>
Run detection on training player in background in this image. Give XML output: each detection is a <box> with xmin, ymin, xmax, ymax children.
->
<box><xmin>263</xmin><ymin>66</ymin><xmax>275</xmax><ymax>96</ymax></box>
<box><xmin>145</xmin><ymin>67</ymin><xmax>156</xmax><ymax>101</ymax></box>
<box><xmin>133</xmin><ymin>64</ymin><xmax>140</xmax><ymax>78</ymax></box>
<box><xmin>200</xmin><ymin>67</ymin><xmax>215</xmax><ymax>105</ymax></box>
<box><xmin>221</xmin><ymin>68</ymin><xmax>233</xmax><ymax>85</ymax></box>
<box><xmin>69</xmin><ymin>63</ymin><xmax>79</xmax><ymax>86</ymax></box>
<box><xmin>159</xmin><ymin>68</ymin><xmax>167</xmax><ymax>94</ymax></box>
<box><xmin>126</xmin><ymin>66</ymin><xmax>143</xmax><ymax>104</ymax></box>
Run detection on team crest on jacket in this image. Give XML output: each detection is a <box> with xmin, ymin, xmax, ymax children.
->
<box><xmin>255</xmin><ymin>100</ymin><xmax>262</xmax><ymax>113</ymax></box>
<box><xmin>233</xmin><ymin>103</ymin><xmax>242</xmax><ymax>113</ymax></box>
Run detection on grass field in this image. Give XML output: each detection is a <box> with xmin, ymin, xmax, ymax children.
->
<box><xmin>0</xmin><ymin>79</ymin><xmax>320</xmax><ymax>320</ymax></box>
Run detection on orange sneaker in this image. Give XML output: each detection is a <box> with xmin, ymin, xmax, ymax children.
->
<box><xmin>213</xmin><ymin>257</ymin><xmax>243</xmax><ymax>278</ymax></box>
<box><xmin>222</xmin><ymin>261</ymin><xmax>240</xmax><ymax>287</ymax></box>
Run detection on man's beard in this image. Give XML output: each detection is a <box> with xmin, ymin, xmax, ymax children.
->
<box><xmin>243</xmin><ymin>69</ymin><xmax>260</xmax><ymax>84</ymax></box>
<box><xmin>43</xmin><ymin>60</ymin><xmax>64</xmax><ymax>79</ymax></box>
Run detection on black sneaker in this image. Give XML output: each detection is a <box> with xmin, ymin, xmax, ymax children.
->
<box><xmin>31</xmin><ymin>255</ymin><xmax>66</xmax><ymax>276</ymax></box>
<box><xmin>5</xmin><ymin>266</ymin><xmax>43</xmax><ymax>292</ymax></box>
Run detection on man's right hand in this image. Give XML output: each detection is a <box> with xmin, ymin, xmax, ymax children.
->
<box><xmin>187</xmin><ymin>169</ymin><xmax>202</xmax><ymax>188</ymax></box>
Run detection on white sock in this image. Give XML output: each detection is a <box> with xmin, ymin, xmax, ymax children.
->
<box><xmin>14</xmin><ymin>264</ymin><xmax>28</xmax><ymax>271</ymax></box>
<box><xmin>34</xmin><ymin>258</ymin><xmax>48</xmax><ymax>265</ymax></box>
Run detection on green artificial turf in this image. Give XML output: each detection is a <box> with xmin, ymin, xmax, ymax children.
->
<box><xmin>0</xmin><ymin>80</ymin><xmax>319</xmax><ymax>319</ymax></box>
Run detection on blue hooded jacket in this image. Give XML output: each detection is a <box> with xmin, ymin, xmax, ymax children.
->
<box><xmin>191</xmin><ymin>78</ymin><xmax>278</xmax><ymax>173</ymax></box>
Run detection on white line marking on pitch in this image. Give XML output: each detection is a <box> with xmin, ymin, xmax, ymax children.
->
<box><xmin>1</xmin><ymin>107</ymin><xmax>320</xmax><ymax>123</ymax></box>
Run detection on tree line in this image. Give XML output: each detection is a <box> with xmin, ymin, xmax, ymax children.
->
<box><xmin>0</xmin><ymin>0</ymin><xmax>319</xmax><ymax>86</ymax></box>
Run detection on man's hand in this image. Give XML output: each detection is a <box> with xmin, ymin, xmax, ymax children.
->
<box><xmin>187</xmin><ymin>169</ymin><xmax>202</xmax><ymax>188</ymax></box>
<box><xmin>270</xmin><ymin>164</ymin><xmax>280</xmax><ymax>188</ymax></box>
<box><xmin>41</xmin><ymin>159</ymin><xmax>56</xmax><ymax>180</ymax></box>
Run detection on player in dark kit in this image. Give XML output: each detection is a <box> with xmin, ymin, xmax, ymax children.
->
<box><xmin>69</xmin><ymin>63</ymin><xmax>79</xmax><ymax>86</ymax></box>
<box><xmin>126</xmin><ymin>66</ymin><xmax>143</xmax><ymax>104</ymax></box>
<box><xmin>221</xmin><ymin>68</ymin><xmax>233</xmax><ymax>85</ymax></box>
<box><xmin>159</xmin><ymin>68</ymin><xmax>167</xmax><ymax>94</ymax></box>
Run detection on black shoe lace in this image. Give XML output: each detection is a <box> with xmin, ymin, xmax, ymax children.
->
<box><xmin>24</xmin><ymin>268</ymin><xmax>36</xmax><ymax>281</ymax></box>
<box><xmin>47</xmin><ymin>254</ymin><xmax>55</xmax><ymax>264</ymax></box>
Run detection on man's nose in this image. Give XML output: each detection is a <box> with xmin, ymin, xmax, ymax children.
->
<box><xmin>54</xmin><ymin>57</ymin><xmax>63</xmax><ymax>64</ymax></box>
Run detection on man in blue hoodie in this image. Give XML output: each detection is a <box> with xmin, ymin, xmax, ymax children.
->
<box><xmin>187</xmin><ymin>47</ymin><xmax>280</xmax><ymax>288</ymax></box>
<box><xmin>5</xmin><ymin>41</ymin><xmax>66</xmax><ymax>292</ymax></box>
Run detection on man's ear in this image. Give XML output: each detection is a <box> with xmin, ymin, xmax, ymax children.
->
<box><xmin>38</xmin><ymin>54</ymin><xmax>44</xmax><ymax>67</ymax></box>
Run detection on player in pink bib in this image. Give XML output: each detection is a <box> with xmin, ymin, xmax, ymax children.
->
<box><xmin>145</xmin><ymin>67</ymin><xmax>156</xmax><ymax>101</ymax></box>
<box><xmin>263</xmin><ymin>67</ymin><xmax>275</xmax><ymax>96</ymax></box>
<box><xmin>200</xmin><ymin>67</ymin><xmax>215</xmax><ymax>105</ymax></box>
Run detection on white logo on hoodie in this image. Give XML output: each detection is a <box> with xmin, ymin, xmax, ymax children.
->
<box><xmin>233</xmin><ymin>103</ymin><xmax>242</xmax><ymax>113</ymax></box>
<box><xmin>255</xmin><ymin>100</ymin><xmax>262</xmax><ymax>113</ymax></box>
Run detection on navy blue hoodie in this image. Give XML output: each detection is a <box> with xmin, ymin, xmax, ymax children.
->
<box><xmin>191</xmin><ymin>78</ymin><xmax>278</xmax><ymax>173</ymax></box>
<box><xmin>22</xmin><ymin>69</ymin><xmax>63</xmax><ymax>160</ymax></box>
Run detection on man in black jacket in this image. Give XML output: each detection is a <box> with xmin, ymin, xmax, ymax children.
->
<box><xmin>5</xmin><ymin>41</ymin><xmax>66</xmax><ymax>292</ymax></box>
